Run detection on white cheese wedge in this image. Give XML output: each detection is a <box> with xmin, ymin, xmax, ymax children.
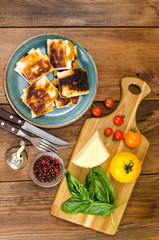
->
<box><xmin>72</xmin><ymin>131</ymin><xmax>110</xmax><ymax>168</ymax></box>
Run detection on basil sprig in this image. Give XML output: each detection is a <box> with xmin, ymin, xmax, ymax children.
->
<box><xmin>61</xmin><ymin>167</ymin><xmax>126</xmax><ymax>230</ymax></box>
<box><xmin>85</xmin><ymin>167</ymin><xmax>115</xmax><ymax>204</ymax></box>
<box><xmin>64</xmin><ymin>169</ymin><xmax>89</xmax><ymax>199</ymax></box>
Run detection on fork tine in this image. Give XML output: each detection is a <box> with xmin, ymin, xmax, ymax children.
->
<box><xmin>39</xmin><ymin>142</ymin><xmax>59</xmax><ymax>153</ymax></box>
<box><xmin>40</xmin><ymin>141</ymin><xmax>59</xmax><ymax>153</ymax></box>
<box><xmin>38</xmin><ymin>144</ymin><xmax>57</xmax><ymax>153</ymax></box>
<box><xmin>41</xmin><ymin>139</ymin><xmax>59</xmax><ymax>152</ymax></box>
<box><xmin>36</xmin><ymin>146</ymin><xmax>47</xmax><ymax>152</ymax></box>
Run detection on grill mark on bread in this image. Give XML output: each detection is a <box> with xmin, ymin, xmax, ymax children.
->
<box><xmin>59</xmin><ymin>69</ymin><xmax>89</xmax><ymax>96</ymax></box>
<box><xmin>51</xmin><ymin>78</ymin><xmax>79</xmax><ymax>108</ymax></box>
<box><xmin>21</xmin><ymin>76</ymin><xmax>58</xmax><ymax>117</ymax></box>
<box><xmin>29</xmin><ymin>102</ymin><xmax>45</xmax><ymax>115</ymax></box>
<box><xmin>23</xmin><ymin>59</ymin><xmax>51</xmax><ymax>81</ymax></box>
<box><xmin>57</xmin><ymin>97</ymin><xmax>70</xmax><ymax>106</ymax></box>
<box><xmin>56</xmin><ymin>96</ymin><xmax>79</xmax><ymax>108</ymax></box>
<box><xmin>26</xmin><ymin>86</ymin><xmax>50</xmax><ymax>115</ymax></box>
<box><xmin>23</xmin><ymin>52</ymin><xmax>29</xmax><ymax>58</ymax></box>
<box><xmin>71</xmin><ymin>97</ymin><xmax>79</xmax><ymax>104</ymax></box>
<box><xmin>50</xmin><ymin>40</ymin><xmax>66</xmax><ymax>68</ymax></box>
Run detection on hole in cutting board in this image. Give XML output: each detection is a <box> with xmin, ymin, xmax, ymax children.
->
<box><xmin>128</xmin><ymin>84</ymin><xmax>141</xmax><ymax>95</ymax></box>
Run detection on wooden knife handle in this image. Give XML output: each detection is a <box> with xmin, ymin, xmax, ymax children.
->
<box><xmin>0</xmin><ymin>118</ymin><xmax>19</xmax><ymax>135</ymax></box>
<box><xmin>0</xmin><ymin>108</ymin><xmax>25</xmax><ymax>126</ymax></box>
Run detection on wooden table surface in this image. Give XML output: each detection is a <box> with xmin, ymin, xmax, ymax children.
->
<box><xmin>0</xmin><ymin>1</ymin><xmax>159</xmax><ymax>239</ymax></box>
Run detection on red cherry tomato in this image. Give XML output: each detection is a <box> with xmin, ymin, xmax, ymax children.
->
<box><xmin>92</xmin><ymin>106</ymin><xmax>102</xmax><ymax>117</ymax></box>
<box><xmin>104</xmin><ymin>127</ymin><xmax>113</xmax><ymax>137</ymax></box>
<box><xmin>113</xmin><ymin>130</ymin><xmax>124</xmax><ymax>141</ymax></box>
<box><xmin>113</xmin><ymin>115</ymin><xmax>125</xmax><ymax>126</ymax></box>
<box><xmin>104</xmin><ymin>98</ymin><xmax>114</xmax><ymax>108</ymax></box>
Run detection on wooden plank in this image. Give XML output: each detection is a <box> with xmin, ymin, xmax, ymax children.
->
<box><xmin>1</xmin><ymin>0</ymin><xmax>159</xmax><ymax>27</ymax></box>
<box><xmin>0</xmin><ymin>99</ymin><xmax>159</xmax><ymax>182</ymax></box>
<box><xmin>1</xmin><ymin>28</ymin><xmax>159</xmax><ymax>103</ymax></box>
<box><xmin>0</xmin><ymin>175</ymin><xmax>158</xmax><ymax>239</ymax></box>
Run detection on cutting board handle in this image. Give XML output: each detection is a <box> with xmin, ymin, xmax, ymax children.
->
<box><xmin>121</xmin><ymin>76</ymin><xmax>151</xmax><ymax>101</ymax></box>
<box><xmin>112</xmin><ymin>76</ymin><xmax>151</xmax><ymax>128</ymax></box>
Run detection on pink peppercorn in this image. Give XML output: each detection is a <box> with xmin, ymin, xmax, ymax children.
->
<box><xmin>33</xmin><ymin>155</ymin><xmax>63</xmax><ymax>183</ymax></box>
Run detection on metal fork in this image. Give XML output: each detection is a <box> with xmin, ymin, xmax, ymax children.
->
<box><xmin>0</xmin><ymin>118</ymin><xmax>59</xmax><ymax>153</ymax></box>
<box><xmin>18</xmin><ymin>130</ymin><xmax>59</xmax><ymax>153</ymax></box>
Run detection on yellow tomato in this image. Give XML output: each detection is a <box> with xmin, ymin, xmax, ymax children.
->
<box><xmin>109</xmin><ymin>152</ymin><xmax>141</xmax><ymax>183</ymax></box>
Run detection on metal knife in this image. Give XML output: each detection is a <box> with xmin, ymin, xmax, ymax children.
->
<box><xmin>0</xmin><ymin>108</ymin><xmax>69</xmax><ymax>146</ymax></box>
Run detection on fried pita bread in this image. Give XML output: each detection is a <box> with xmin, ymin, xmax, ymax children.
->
<box><xmin>23</xmin><ymin>85</ymin><xmax>55</xmax><ymax>118</ymax></box>
<box><xmin>64</xmin><ymin>40</ymin><xmax>75</xmax><ymax>61</ymax></box>
<box><xmin>57</xmin><ymin>68</ymin><xmax>89</xmax><ymax>98</ymax></box>
<box><xmin>23</xmin><ymin>80</ymin><xmax>56</xmax><ymax>118</ymax></box>
<box><xmin>53</xmin><ymin>46</ymin><xmax>78</xmax><ymax>77</ymax></box>
<box><xmin>31</xmin><ymin>102</ymin><xmax>54</xmax><ymax>118</ymax></box>
<box><xmin>51</xmin><ymin>78</ymin><xmax>59</xmax><ymax>88</ymax></box>
<box><xmin>51</xmin><ymin>79</ymin><xmax>79</xmax><ymax>108</ymax></box>
<box><xmin>14</xmin><ymin>48</ymin><xmax>36</xmax><ymax>81</ymax></box>
<box><xmin>72</xmin><ymin>46</ymin><xmax>78</xmax><ymax>69</ymax></box>
<box><xmin>21</xmin><ymin>76</ymin><xmax>58</xmax><ymax>118</ymax></box>
<box><xmin>14</xmin><ymin>66</ymin><xmax>28</xmax><ymax>81</ymax></box>
<box><xmin>55</xmin><ymin>96</ymin><xmax>79</xmax><ymax>108</ymax></box>
<box><xmin>16</xmin><ymin>48</ymin><xmax>54</xmax><ymax>84</ymax></box>
<box><xmin>47</xmin><ymin>39</ymin><xmax>74</xmax><ymax>70</ymax></box>
<box><xmin>17</xmin><ymin>48</ymin><xmax>42</xmax><ymax>70</ymax></box>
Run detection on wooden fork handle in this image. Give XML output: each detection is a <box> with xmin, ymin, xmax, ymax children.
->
<box><xmin>0</xmin><ymin>108</ymin><xmax>25</xmax><ymax>126</ymax></box>
<box><xmin>0</xmin><ymin>118</ymin><xmax>19</xmax><ymax>135</ymax></box>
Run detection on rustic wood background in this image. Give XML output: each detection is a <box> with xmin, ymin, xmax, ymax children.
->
<box><xmin>0</xmin><ymin>0</ymin><xmax>159</xmax><ymax>239</ymax></box>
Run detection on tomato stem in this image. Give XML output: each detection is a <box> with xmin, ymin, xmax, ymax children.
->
<box><xmin>112</xmin><ymin>136</ymin><xmax>117</xmax><ymax>141</ymax></box>
<box><xmin>107</xmin><ymin>100</ymin><xmax>111</xmax><ymax>106</ymax></box>
<box><xmin>123</xmin><ymin>160</ymin><xmax>134</xmax><ymax>174</ymax></box>
<box><xmin>104</xmin><ymin>133</ymin><xmax>110</xmax><ymax>137</ymax></box>
<box><xmin>92</xmin><ymin>103</ymin><xmax>98</xmax><ymax>108</ymax></box>
<box><xmin>131</xmin><ymin>128</ymin><xmax>138</xmax><ymax>132</ymax></box>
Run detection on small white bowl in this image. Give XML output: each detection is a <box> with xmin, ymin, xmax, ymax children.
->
<box><xmin>29</xmin><ymin>151</ymin><xmax>65</xmax><ymax>187</ymax></box>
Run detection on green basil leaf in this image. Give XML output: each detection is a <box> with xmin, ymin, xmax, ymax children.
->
<box><xmin>93</xmin><ymin>177</ymin><xmax>110</xmax><ymax>203</ymax></box>
<box><xmin>81</xmin><ymin>202</ymin><xmax>117</xmax><ymax>218</ymax></box>
<box><xmin>61</xmin><ymin>197</ymin><xmax>91</xmax><ymax>214</ymax></box>
<box><xmin>65</xmin><ymin>170</ymin><xmax>89</xmax><ymax>199</ymax></box>
<box><xmin>85</xmin><ymin>168</ymin><xmax>110</xmax><ymax>203</ymax></box>
<box><xmin>92</xmin><ymin>167</ymin><xmax>115</xmax><ymax>204</ymax></box>
<box><xmin>85</xmin><ymin>168</ymin><xmax>96</xmax><ymax>200</ymax></box>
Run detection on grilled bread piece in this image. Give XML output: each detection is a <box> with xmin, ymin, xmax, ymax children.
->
<box><xmin>72</xmin><ymin>46</ymin><xmax>78</xmax><ymax>69</ymax></box>
<box><xmin>16</xmin><ymin>48</ymin><xmax>54</xmax><ymax>84</ymax></box>
<box><xmin>15</xmin><ymin>48</ymin><xmax>37</xmax><ymax>81</ymax></box>
<box><xmin>47</xmin><ymin>39</ymin><xmax>74</xmax><ymax>70</ymax></box>
<box><xmin>51</xmin><ymin>78</ymin><xmax>59</xmax><ymax>88</ymax></box>
<box><xmin>57</xmin><ymin>68</ymin><xmax>89</xmax><ymax>98</ymax></box>
<box><xmin>21</xmin><ymin>76</ymin><xmax>58</xmax><ymax>118</ymax></box>
<box><xmin>51</xmin><ymin>79</ymin><xmax>79</xmax><ymax>108</ymax></box>
<box><xmin>14</xmin><ymin>66</ymin><xmax>28</xmax><ymax>81</ymax></box>
<box><xmin>22</xmin><ymin>87</ymin><xmax>55</xmax><ymax>118</ymax></box>
<box><xmin>64</xmin><ymin>40</ymin><xmax>75</xmax><ymax>61</ymax></box>
<box><xmin>31</xmin><ymin>102</ymin><xmax>54</xmax><ymax>118</ymax></box>
<box><xmin>53</xmin><ymin>45</ymin><xmax>78</xmax><ymax>77</ymax></box>
<box><xmin>55</xmin><ymin>96</ymin><xmax>79</xmax><ymax>108</ymax></box>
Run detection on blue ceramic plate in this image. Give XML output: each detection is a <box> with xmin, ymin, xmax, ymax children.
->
<box><xmin>4</xmin><ymin>34</ymin><xmax>97</xmax><ymax>128</ymax></box>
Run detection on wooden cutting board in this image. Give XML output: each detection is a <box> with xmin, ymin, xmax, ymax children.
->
<box><xmin>51</xmin><ymin>76</ymin><xmax>151</xmax><ymax>235</ymax></box>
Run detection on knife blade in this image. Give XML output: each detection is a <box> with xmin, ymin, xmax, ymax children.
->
<box><xmin>0</xmin><ymin>108</ymin><xmax>70</xmax><ymax>146</ymax></box>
